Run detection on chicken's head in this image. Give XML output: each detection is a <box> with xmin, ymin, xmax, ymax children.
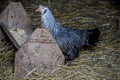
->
<box><xmin>36</xmin><ymin>5</ymin><xmax>47</xmax><ymax>15</ymax></box>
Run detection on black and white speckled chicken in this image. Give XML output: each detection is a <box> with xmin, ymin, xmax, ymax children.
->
<box><xmin>36</xmin><ymin>5</ymin><xmax>100</xmax><ymax>60</ymax></box>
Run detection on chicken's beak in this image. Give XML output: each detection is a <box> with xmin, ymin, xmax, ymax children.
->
<box><xmin>35</xmin><ymin>8</ymin><xmax>41</xmax><ymax>12</ymax></box>
<box><xmin>35</xmin><ymin>5</ymin><xmax>42</xmax><ymax>13</ymax></box>
<box><xmin>35</xmin><ymin>8</ymin><xmax>39</xmax><ymax>12</ymax></box>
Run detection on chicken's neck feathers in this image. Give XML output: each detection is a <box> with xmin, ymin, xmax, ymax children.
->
<box><xmin>41</xmin><ymin>8</ymin><xmax>61</xmax><ymax>36</ymax></box>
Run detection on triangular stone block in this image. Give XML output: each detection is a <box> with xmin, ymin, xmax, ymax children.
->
<box><xmin>14</xmin><ymin>28</ymin><xmax>65</xmax><ymax>77</ymax></box>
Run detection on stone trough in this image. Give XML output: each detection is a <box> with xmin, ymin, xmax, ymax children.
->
<box><xmin>15</xmin><ymin>28</ymin><xmax>65</xmax><ymax>77</ymax></box>
<box><xmin>0</xmin><ymin>2</ymin><xmax>33</xmax><ymax>48</ymax></box>
<box><xmin>0</xmin><ymin>2</ymin><xmax>65</xmax><ymax>77</ymax></box>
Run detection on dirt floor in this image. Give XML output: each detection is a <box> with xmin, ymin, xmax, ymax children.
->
<box><xmin>0</xmin><ymin>0</ymin><xmax>120</xmax><ymax>80</ymax></box>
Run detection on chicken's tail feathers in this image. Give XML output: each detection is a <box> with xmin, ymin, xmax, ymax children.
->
<box><xmin>88</xmin><ymin>28</ymin><xmax>100</xmax><ymax>46</ymax></box>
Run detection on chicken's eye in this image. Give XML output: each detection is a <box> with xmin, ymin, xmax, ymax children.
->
<box><xmin>43</xmin><ymin>9</ymin><xmax>47</xmax><ymax>14</ymax></box>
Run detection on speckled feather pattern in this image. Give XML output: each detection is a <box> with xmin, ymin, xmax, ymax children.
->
<box><xmin>41</xmin><ymin>7</ymin><xmax>100</xmax><ymax>60</ymax></box>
